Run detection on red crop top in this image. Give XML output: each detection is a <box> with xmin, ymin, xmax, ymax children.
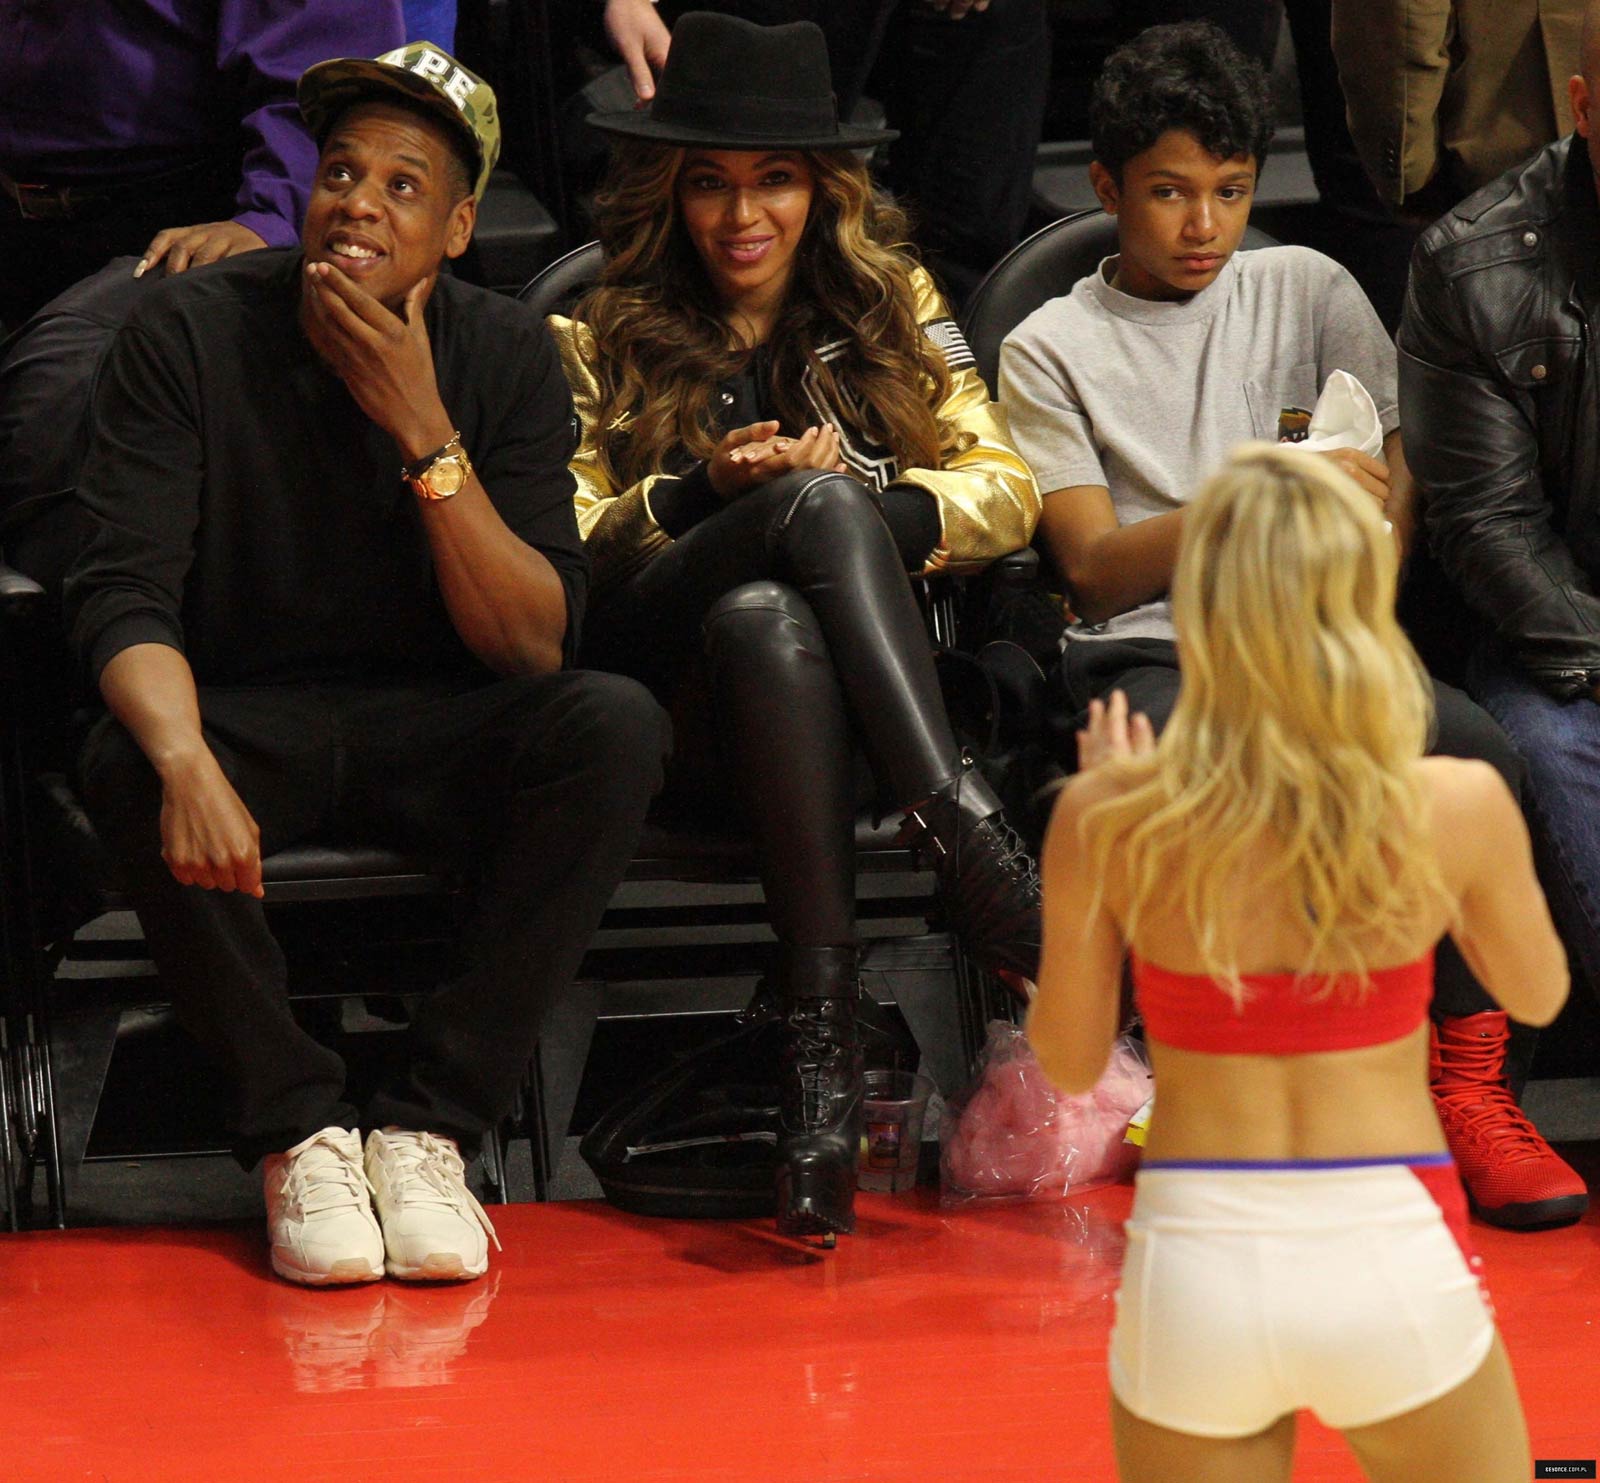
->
<box><xmin>1131</xmin><ymin>947</ymin><xmax>1435</xmax><ymax>1054</ymax></box>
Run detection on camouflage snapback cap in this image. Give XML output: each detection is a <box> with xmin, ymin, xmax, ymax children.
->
<box><xmin>298</xmin><ymin>42</ymin><xmax>501</xmax><ymax>202</ymax></box>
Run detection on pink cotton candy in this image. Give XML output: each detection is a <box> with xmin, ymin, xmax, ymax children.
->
<box><xmin>1094</xmin><ymin>1058</ymin><xmax>1153</xmax><ymax>1119</ymax></box>
<box><xmin>941</xmin><ymin>1025</ymin><xmax>1153</xmax><ymax>1205</ymax></box>
<box><xmin>988</xmin><ymin>1065</ymin><xmax>1053</xmax><ymax>1133</ymax></box>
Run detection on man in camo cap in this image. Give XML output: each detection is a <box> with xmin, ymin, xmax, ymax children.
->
<box><xmin>298</xmin><ymin>41</ymin><xmax>503</xmax><ymax>206</ymax></box>
<box><xmin>62</xmin><ymin>45</ymin><xmax>669</xmax><ymax>1286</ymax></box>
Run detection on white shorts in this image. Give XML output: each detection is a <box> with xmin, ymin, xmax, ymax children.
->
<box><xmin>1108</xmin><ymin>1156</ymin><xmax>1495</xmax><ymax>1438</ymax></box>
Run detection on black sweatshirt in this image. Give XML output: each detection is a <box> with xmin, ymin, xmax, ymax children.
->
<box><xmin>65</xmin><ymin>249</ymin><xmax>587</xmax><ymax>689</ymax></box>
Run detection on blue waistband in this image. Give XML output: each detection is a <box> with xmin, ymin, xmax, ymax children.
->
<box><xmin>1142</xmin><ymin>1153</ymin><xmax>1455</xmax><ymax>1172</ymax></box>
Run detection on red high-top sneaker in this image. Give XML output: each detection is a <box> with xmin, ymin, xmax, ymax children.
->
<box><xmin>1430</xmin><ymin>1012</ymin><xmax>1589</xmax><ymax>1229</ymax></box>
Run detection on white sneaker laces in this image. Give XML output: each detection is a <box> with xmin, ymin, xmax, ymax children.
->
<box><xmin>381</xmin><ymin>1132</ymin><xmax>501</xmax><ymax>1251</ymax></box>
<box><xmin>284</xmin><ymin>1130</ymin><xmax>375</xmax><ymax>1218</ymax></box>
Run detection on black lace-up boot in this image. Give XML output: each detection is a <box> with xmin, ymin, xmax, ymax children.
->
<box><xmin>898</xmin><ymin>761</ymin><xmax>1042</xmax><ymax>986</ymax></box>
<box><xmin>774</xmin><ymin>944</ymin><xmax>863</xmax><ymax>1240</ymax></box>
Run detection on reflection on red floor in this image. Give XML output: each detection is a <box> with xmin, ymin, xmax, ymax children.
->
<box><xmin>3</xmin><ymin>1168</ymin><xmax>1598</xmax><ymax>1482</ymax></box>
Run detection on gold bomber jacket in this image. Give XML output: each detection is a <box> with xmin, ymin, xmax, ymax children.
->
<box><xmin>548</xmin><ymin>269</ymin><xmax>1040</xmax><ymax>596</ymax></box>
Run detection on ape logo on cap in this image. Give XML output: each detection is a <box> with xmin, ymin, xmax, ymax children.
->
<box><xmin>379</xmin><ymin>43</ymin><xmax>479</xmax><ymax>114</ymax></box>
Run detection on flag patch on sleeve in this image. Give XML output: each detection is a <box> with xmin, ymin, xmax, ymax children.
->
<box><xmin>924</xmin><ymin>318</ymin><xmax>976</xmax><ymax>371</ymax></box>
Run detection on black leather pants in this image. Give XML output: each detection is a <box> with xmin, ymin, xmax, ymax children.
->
<box><xmin>583</xmin><ymin>470</ymin><xmax>964</xmax><ymax>946</ymax></box>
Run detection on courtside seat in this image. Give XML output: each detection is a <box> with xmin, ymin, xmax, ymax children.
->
<box><xmin>507</xmin><ymin>242</ymin><xmax>1020</xmax><ymax>1199</ymax></box>
<box><xmin>458</xmin><ymin>167</ymin><xmax>562</xmax><ymax>295</ymax></box>
<box><xmin>0</xmin><ymin>561</ymin><xmax>464</xmax><ymax>1229</ymax></box>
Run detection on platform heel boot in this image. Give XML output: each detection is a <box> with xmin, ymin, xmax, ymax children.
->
<box><xmin>898</xmin><ymin>761</ymin><xmax>1042</xmax><ymax>986</ymax></box>
<box><xmin>775</xmin><ymin>944</ymin><xmax>863</xmax><ymax>1241</ymax></box>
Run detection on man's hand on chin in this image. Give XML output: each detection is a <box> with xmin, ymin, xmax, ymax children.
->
<box><xmin>301</xmin><ymin>261</ymin><xmax>451</xmax><ymax>453</ymax></box>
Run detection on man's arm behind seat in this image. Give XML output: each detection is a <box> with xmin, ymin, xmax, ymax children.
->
<box><xmin>138</xmin><ymin>3</ymin><xmax>406</xmax><ymax>277</ymax></box>
<box><xmin>1330</xmin><ymin>0</ymin><xmax>1453</xmax><ymax>207</ymax></box>
<box><xmin>1398</xmin><ymin>241</ymin><xmax>1600</xmax><ymax>697</ymax></box>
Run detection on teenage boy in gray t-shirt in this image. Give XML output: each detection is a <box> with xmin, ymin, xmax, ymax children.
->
<box><xmin>1003</xmin><ymin>239</ymin><xmax>1401</xmax><ymax>646</ymax></box>
<box><xmin>1001</xmin><ymin>27</ymin><xmax>1407</xmax><ymax>679</ymax></box>
<box><xmin>1000</xmin><ymin>21</ymin><xmax>1586</xmax><ymax>1235</ymax></box>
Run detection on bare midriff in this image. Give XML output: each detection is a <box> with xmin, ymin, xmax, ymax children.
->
<box><xmin>1138</xmin><ymin>1023</ymin><xmax>1448</xmax><ymax>1163</ymax></box>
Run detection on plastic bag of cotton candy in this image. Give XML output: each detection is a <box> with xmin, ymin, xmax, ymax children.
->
<box><xmin>940</xmin><ymin>1023</ymin><xmax>1152</xmax><ymax>1204</ymax></box>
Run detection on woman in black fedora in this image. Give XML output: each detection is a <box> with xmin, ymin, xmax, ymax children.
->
<box><xmin>549</xmin><ymin>10</ymin><xmax>1042</xmax><ymax>1241</ymax></box>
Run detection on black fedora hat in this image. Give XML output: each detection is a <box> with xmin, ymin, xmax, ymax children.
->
<box><xmin>587</xmin><ymin>11</ymin><xmax>897</xmax><ymax>151</ymax></box>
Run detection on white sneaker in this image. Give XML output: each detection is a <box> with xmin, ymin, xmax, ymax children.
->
<box><xmin>364</xmin><ymin>1128</ymin><xmax>500</xmax><ymax>1281</ymax></box>
<box><xmin>263</xmin><ymin>1127</ymin><xmax>384</xmax><ymax>1286</ymax></box>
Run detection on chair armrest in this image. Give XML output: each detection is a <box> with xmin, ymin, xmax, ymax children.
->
<box><xmin>991</xmin><ymin>546</ymin><xmax>1039</xmax><ymax>583</ymax></box>
<box><xmin>0</xmin><ymin>557</ymin><xmax>47</xmax><ymax>621</ymax></box>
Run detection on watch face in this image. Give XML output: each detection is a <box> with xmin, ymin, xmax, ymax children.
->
<box><xmin>425</xmin><ymin>457</ymin><xmax>468</xmax><ymax>498</ymax></box>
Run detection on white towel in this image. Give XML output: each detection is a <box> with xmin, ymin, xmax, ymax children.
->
<box><xmin>1295</xmin><ymin>368</ymin><xmax>1383</xmax><ymax>458</ymax></box>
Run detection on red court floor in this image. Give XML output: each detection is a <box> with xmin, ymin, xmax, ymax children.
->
<box><xmin>4</xmin><ymin>1174</ymin><xmax>1599</xmax><ymax>1483</ymax></box>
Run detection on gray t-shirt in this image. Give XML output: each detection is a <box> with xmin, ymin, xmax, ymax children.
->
<box><xmin>999</xmin><ymin>244</ymin><xmax>1400</xmax><ymax>642</ymax></box>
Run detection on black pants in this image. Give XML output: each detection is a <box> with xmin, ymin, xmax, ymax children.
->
<box><xmin>583</xmin><ymin>470</ymin><xmax>960</xmax><ymax>947</ymax></box>
<box><xmin>1048</xmin><ymin>636</ymin><xmax>1527</xmax><ymax>1023</ymax></box>
<box><xmin>0</xmin><ymin>161</ymin><xmax>237</xmax><ymax>333</ymax></box>
<box><xmin>867</xmin><ymin>0</ymin><xmax>1050</xmax><ymax>294</ymax></box>
<box><xmin>79</xmin><ymin>670</ymin><xmax>670</xmax><ymax>1166</ymax></box>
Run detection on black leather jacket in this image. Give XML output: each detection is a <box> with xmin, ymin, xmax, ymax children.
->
<box><xmin>1399</xmin><ymin>135</ymin><xmax>1600</xmax><ymax>699</ymax></box>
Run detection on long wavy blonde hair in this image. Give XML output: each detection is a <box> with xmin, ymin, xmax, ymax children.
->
<box><xmin>1081</xmin><ymin>443</ymin><xmax>1447</xmax><ymax>995</ymax></box>
<box><xmin>576</xmin><ymin>139</ymin><xmax>959</xmax><ymax>491</ymax></box>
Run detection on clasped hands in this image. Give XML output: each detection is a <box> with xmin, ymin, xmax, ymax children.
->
<box><xmin>707</xmin><ymin>420</ymin><xmax>849</xmax><ymax>500</ymax></box>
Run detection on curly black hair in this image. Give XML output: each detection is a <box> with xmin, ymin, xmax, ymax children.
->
<box><xmin>1090</xmin><ymin>22</ymin><xmax>1273</xmax><ymax>182</ymax></box>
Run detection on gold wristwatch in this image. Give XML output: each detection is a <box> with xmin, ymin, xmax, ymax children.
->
<box><xmin>402</xmin><ymin>433</ymin><xmax>473</xmax><ymax>500</ymax></box>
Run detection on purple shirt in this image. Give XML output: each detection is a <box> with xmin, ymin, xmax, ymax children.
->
<box><xmin>0</xmin><ymin>1</ymin><xmax>404</xmax><ymax>246</ymax></box>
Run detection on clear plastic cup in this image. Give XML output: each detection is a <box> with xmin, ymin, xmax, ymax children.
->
<box><xmin>858</xmin><ymin>1069</ymin><xmax>936</xmax><ymax>1192</ymax></box>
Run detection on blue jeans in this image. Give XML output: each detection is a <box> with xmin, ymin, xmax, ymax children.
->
<box><xmin>1468</xmin><ymin>641</ymin><xmax>1600</xmax><ymax>992</ymax></box>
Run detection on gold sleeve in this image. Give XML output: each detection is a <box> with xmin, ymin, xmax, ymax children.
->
<box><xmin>892</xmin><ymin>270</ymin><xmax>1042</xmax><ymax>575</ymax></box>
<box><xmin>549</xmin><ymin>278</ymin><xmax>1041</xmax><ymax>590</ymax></box>
<box><xmin>547</xmin><ymin>314</ymin><xmax>674</xmax><ymax>595</ymax></box>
